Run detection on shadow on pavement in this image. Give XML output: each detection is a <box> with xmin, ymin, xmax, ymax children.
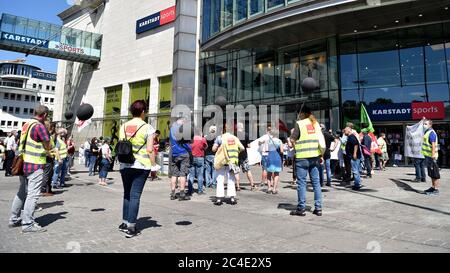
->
<box><xmin>175</xmin><ymin>221</ymin><xmax>192</xmax><ymax>226</ymax></box>
<box><xmin>39</xmin><ymin>200</ymin><xmax>64</xmax><ymax>209</ymax></box>
<box><xmin>91</xmin><ymin>208</ymin><xmax>106</xmax><ymax>212</ymax></box>
<box><xmin>390</xmin><ymin>179</ymin><xmax>422</xmax><ymax>194</ymax></box>
<box><xmin>36</xmin><ymin>211</ymin><xmax>68</xmax><ymax>227</ymax></box>
<box><xmin>277</xmin><ymin>203</ymin><xmax>311</xmax><ymax>211</ymax></box>
<box><xmin>137</xmin><ymin>217</ymin><xmax>162</xmax><ymax>230</ymax></box>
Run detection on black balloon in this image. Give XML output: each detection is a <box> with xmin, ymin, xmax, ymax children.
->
<box><xmin>215</xmin><ymin>96</ymin><xmax>227</xmax><ymax>107</ymax></box>
<box><xmin>301</xmin><ymin>77</ymin><xmax>318</xmax><ymax>92</ymax></box>
<box><xmin>76</xmin><ymin>104</ymin><xmax>94</xmax><ymax>121</ymax></box>
<box><xmin>64</xmin><ymin>111</ymin><xmax>74</xmax><ymax>120</ymax></box>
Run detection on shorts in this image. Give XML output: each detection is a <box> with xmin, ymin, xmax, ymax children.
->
<box><xmin>261</xmin><ymin>155</ymin><xmax>268</xmax><ymax>171</ymax></box>
<box><xmin>169</xmin><ymin>153</ymin><xmax>190</xmax><ymax>178</ymax></box>
<box><xmin>381</xmin><ymin>152</ymin><xmax>389</xmax><ymax>161</ymax></box>
<box><xmin>425</xmin><ymin>157</ymin><xmax>440</xmax><ymax>179</ymax></box>
<box><xmin>239</xmin><ymin>158</ymin><xmax>250</xmax><ymax>173</ymax></box>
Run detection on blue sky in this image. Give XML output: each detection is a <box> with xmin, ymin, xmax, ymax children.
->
<box><xmin>0</xmin><ymin>0</ymin><xmax>71</xmax><ymax>72</ymax></box>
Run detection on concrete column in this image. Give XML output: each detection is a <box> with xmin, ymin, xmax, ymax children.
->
<box><xmin>120</xmin><ymin>83</ymin><xmax>130</xmax><ymax>117</ymax></box>
<box><xmin>171</xmin><ymin>0</ymin><xmax>199</xmax><ymax>110</ymax></box>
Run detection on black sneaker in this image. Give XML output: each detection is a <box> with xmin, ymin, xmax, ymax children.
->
<box><xmin>290</xmin><ymin>209</ymin><xmax>306</xmax><ymax>216</ymax></box>
<box><xmin>8</xmin><ymin>220</ymin><xmax>21</xmax><ymax>228</ymax></box>
<box><xmin>230</xmin><ymin>197</ymin><xmax>237</xmax><ymax>205</ymax></box>
<box><xmin>352</xmin><ymin>186</ymin><xmax>361</xmax><ymax>191</ymax></box>
<box><xmin>170</xmin><ymin>191</ymin><xmax>177</xmax><ymax>200</ymax></box>
<box><xmin>313</xmin><ymin>209</ymin><xmax>322</xmax><ymax>216</ymax></box>
<box><xmin>178</xmin><ymin>194</ymin><xmax>190</xmax><ymax>201</ymax></box>
<box><xmin>214</xmin><ymin>198</ymin><xmax>223</xmax><ymax>206</ymax></box>
<box><xmin>118</xmin><ymin>223</ymin><xmax>128</xmax><ymax>233</ymax></box>
<box><xmin>125</xmin><ymin>228</ymin><xmax>141</xmax><ymax>238</ymax></box>
<box><xmin>426</xmin><ymin>189</ymin><xmax>439</xmax><ymax>196</ymax></box>
<box><xmin>421</xmin><ymin>179</ymin><xmax>426</xmax><ymax>183</ymax></box>
<box><xmin>326</xmin><ymin>182</ymin><xmax>332</xmax><ymax>187</ymax></box>
<box><xmin>412</xmin><ymin>178</ymin><xmax>420</xmax><ymax>182</ymax></box>
<box><xmin>424</xmin><ymin>187</ymin><xmax>435</xmax><ymax>193</ymax></box>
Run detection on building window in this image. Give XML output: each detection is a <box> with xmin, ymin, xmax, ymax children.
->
<box><xmin>37</xmin><ymin>96</ymin><xmax>41</xmax><ymax>102</ymax></box>
<box><xmin>25</xmin><ymin>95</ymin><xmax>30</xmax><ymax>101</ymax></box>
<box><xmin>7</xmin><ymin>121</ymin><xmax>12</xmax><ymax>127</ymax></box>
<box><xmin>0</xmin><ymin>121</ymin><xmax>5</xmax><ymax>126</ymax></box>
<box><xmin>3</xmin><ymin>93</ymin><xmax>8</xmax><ymax>99</ymax></box>
<box><xmin>13</xmin><ymin>121</ymin><xmax>18</xmax><ymax>128</ymax></box>
<box><xmin>50</xmin><ymin>98</ymin><xmax>54</xmax><ymax>104</ymax></box>
<box><xmin>44</xmin><ymin>97</ymin><xmax>49</xmax><ymax>102</ymax></box>
<box><xmin>52</xmin><ymin>86</ymin><xmax>55</xmax><ymax>91</ymax></box>
<box><xmin>22</xmin><ymin>121</ymin><xmax>26</xmax><ymax>127</ymax></box>
<box><xmin>33</xmin><ymin>83</ymin><xmax>37</xmax><ymax>89</ymax></box>
<box><xmin>23</xmin><ymin>108</ymin><xmax>28</xmax><ymax>115</ymax></box>
<box><xmin>16</xmin><ymin>94</ymin><xmax>21</xmax><ymax>101</ymax></box>
<box><xmin>29</xmin><ymin>108</ymin><xmax>34</xmax><ymax>115</ymax></box>
<box><xmin>8</xmin><ymin>107</ymin><xmax>13</xmax><ymax>113</ymax></box>
<box><xmin>46</xmin><ymin>85</ymin><xmax>50</xmax><ymax>90</ymax></box>
<box><xmin>38</xmin><ymin>84</ymin><xmax>42</xmax><ymax>90</ymax></box>
<box><xmin>31</xmin><ymin>96</ymin><xmax>35</xmax><ymax>102</ymax></box>
<box><xmin>15</xmin><ymin>107</ymin><xmax>20</xmax><ymax>114</ymax></box>
<box><xmin>10</xmin><ymin>94</ymin><xmax>15</xmax><ymax>100</ymax></box>
<box><xmin>2</xmin><ymin>106</ymin><xmax>6</xmax><ymax>112</ymax></box>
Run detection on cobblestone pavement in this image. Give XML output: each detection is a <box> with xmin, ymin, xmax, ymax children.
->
<box><xmin>0</xmin><ymin>163</ymin><xmax>449</xmax><ymax>253</ymax></box>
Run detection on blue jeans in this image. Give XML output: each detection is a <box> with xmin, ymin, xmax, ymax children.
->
<box><xmin>120</xmin><ymin>168</ymin><xmax>150</xmax><ymax>224</ymax></box>
<box><xmin>84</xmin><ymin>151</ymin><xmax>91</xmax><ymax>167</ymax></box>
<box><xmin>295</xmin><ymin>157</ymin><xmax>322</xmax><ymax>211</ymax></box>
<box><xmin>351</xmin><ymin>158</ymin><xmax>361</xmax><ymax>187</ymax></box>
<box><xmin>52</xmin><ymin>158</ymin><xmax>68</xmax><ymax>186</ymax></box>
<box><xmin>188</xmin><ymin>157</ymin><xmax>205</xmax><ymax>194</ymax></box>
<box><xmin>88</xmin><ymin>155</ymin><xmax>97</xmax><ymax>175</ymax></box>
<box><xmin>364</xmin><ymin>155</ymin><xmax>372</xmax><ymax>177</ymax></box>
<box><xmin>204</xmin><ymin>155</ymin><xmax>216</xmax><ymax>188</ymax></box>
<box><xmin>414</xmin><ymin>158</ymin><xmax>426</xmax><ymax>181</ymax></box>
<box><xmin>319</xmin><ymin>159</ymin><xmax>332</xmax><ymax>184</ymax></box>
<box><xmin>99</xmin><ymin>158</ymin><xmax>110</xmax><ymax>179</ymax></box>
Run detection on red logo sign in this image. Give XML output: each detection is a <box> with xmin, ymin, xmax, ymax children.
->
<box><xmin>306</xmin><ymin>124</ymin><xmax>315</xmax><ymax>134</ymax></box>
<box><xmin>412</xmin><ymin>102</ymin><xmax>445</xmax><ymax>120</ymax></box>
<box><xmin>125</xmin><ymin>125</ymin><xmax>138</xmax><ymax>137</ymax></box>
<box><xmin>160</xmin><ymin>6</ymin><xmax>176</xmax><ymax>25</ymax></box>
<box><xmin>227</xmin><ymin>138</ymin><xmax>235</xmax><ymax>146</ymax></box>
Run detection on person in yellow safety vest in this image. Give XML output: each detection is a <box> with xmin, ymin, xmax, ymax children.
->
<box><xmin>212</xmin><ymin>124</ymin><xmax>245</xmax><ymax>206</ymax></box>
<box><xmin>421</xmin><ymin>119</ymin><xmax>441</xmax><ymax>196</ymax></box>
<box><xmin>51</xmin><ymin>128</ymin><xmax>69</xmax><ymax>189</ymax></box>
<box><xmin>9</xmin><ymin>105</ymin><xmax>53</xmax><ymax>233</ymax></box>
<box><xmin>118</xmin><ymin>100</ymin><xmax>156</xmax><ymax>238</ymax></box>
<box><xmin>289</xmin><ymin>105</ymin><xmax>326</xmax><ymax>217</ymax></box>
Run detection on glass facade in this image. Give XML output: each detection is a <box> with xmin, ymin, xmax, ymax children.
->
<box><xmin>200</xmin><ymin>22</ymin><xmax>450</xmax><ymax>133</ymax></box>
<box><xmin>340</xmin><ymin>22</ymin><xmax>450</xmax><ymax>126</ymax></box>
<box><xmin>0</xmin><ymin>13</ymin><xmax>102</xmax><ymax>58</ymax></box>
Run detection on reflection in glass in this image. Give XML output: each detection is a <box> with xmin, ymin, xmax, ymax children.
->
<box><xmin>425</xmin><ymin>43</ymin><xmax>447</xmax><ymax>83</ymax></box>
<box><xmin>250</xmin><ymin>0</ymin><xmax>263</xmax><ymax>16</ymax></box>
<box><xmin>235</xmin><ymin>0</ymin><xmax>248</xmax><ymax>21</ymax></box>
<box><xmin>223</xmin><ymin>0</ymin><xmax>233</xmax><ymax>29</ymax></box>
<box><xmin>202</xmin><ymin>0</ymin><xmax>211</xmax><ymax>42</ymax></box>
<box><xmin>400</xmin><ymin>47</ymin><xmax>424</xmax><ymax>85</ymax></box>
<box><xmin>267</xmin><ymin>0</ymin><xmax>284</xmax><ymax>9</ymax></box>
<box><xmin>427</xmin><ymin>83</ymin><xmax>450</xmax><ymax>103</ymax></box>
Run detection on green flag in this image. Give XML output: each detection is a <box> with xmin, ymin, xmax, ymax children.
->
<box><xmin>360</xmin><ymin>103</ymin><xmax>374</xmax><ymax>133</ymax></box>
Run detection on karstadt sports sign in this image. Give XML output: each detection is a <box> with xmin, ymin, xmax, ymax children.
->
<box><xmin>1</xmin><ymin>32</ymin><xmax>49</xmax><ymax>48</ymax></box>
<box><xmin>366</xmin><ymin>102</ymin><xmax>445</xmax><ymax>121</ymax></box>
<box><xmin>136</xmin><ymin>6</ymin><xmax>176</xmax><ymax>34</ymax></box>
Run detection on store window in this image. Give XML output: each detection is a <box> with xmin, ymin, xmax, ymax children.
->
<box><xmin>158</xmin><ymin>75</ymin><xmax>173</xmax><ymax>139</ymax></box>
<box><xmin>129</xmin><ymin>80</ymin><xmax>150</xmax><ymax>107</ymax></box>
<box><xmin>103</xmin><ymin>85</ymin><xmax>122</xmax><ymax>141</ymax></box>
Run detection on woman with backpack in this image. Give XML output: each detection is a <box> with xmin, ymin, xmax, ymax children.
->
<box><xmin>116</xmin><ymin>100</ymin><xmax>156</xmax><ymax>238</ymax></box>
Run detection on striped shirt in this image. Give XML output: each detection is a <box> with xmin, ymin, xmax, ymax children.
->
<box><xmin>23</xmin><ymin>120</ymin><xmax>50</xmax><ymax>175</ymax></box>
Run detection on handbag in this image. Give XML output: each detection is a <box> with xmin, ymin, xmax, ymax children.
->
<box><xmin>214</xmin><ymin>135</ymin><xmax>230</xmax><ymax>170</ymax></box>
<box><xmin>12</xmin><ymin>121</ymin><xmax>35</xmax><ymax>176</ymax></box>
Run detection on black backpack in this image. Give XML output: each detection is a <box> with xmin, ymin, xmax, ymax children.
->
<box><xmin>115</xmin><ymin>123</ymin><xmax>146</xmax><ymax>164</ymax></box>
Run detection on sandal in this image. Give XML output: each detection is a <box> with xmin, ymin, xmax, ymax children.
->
<box><xmin>236</xmin><ymin>187</ymin><xmax>241</xmax><ymax>191</ymax></box>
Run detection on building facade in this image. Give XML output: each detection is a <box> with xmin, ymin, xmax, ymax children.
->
<box><xmin>199</xmin><ymin>0</ymin><xmax>450</xmax><ymax>166</ymax></box>
<box><xmin>0</xmin><ymin>60</ymin><xmax>56</xmax><ymax>136</ymax></box>
<box><xmin>53</xmin><ymin>0</ymin><xmax>177</xmax><ymax>142</ymax></box>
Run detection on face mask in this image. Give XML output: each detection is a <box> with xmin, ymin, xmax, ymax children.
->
<box><xmin>423</xmin><ymin>125</ymin><xmax>429</xmax><ymax>131</ymax></box>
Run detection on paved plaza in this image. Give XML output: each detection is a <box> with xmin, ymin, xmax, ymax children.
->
<box><xmin>0</xmin><ymin>163</ymin><xmax>449</xmax><ymax>253</ymax></box>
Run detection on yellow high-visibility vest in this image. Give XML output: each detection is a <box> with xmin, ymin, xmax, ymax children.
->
<box><xmin>57</xmin><ymin>137</ymin><xmax>68</xmax><ymax>159</ymax></box>
<box><xmin>222</xmin><ymin>133</ymin><xmax>239</xmax><ymax>165</ymax></box>
<box><xmin>119</xmin><ymin>118</ymin><xmax>151</xmax><ymax>167</ymax></box>
<box><xmin>20</xmin><ymin>120</ymin><xmax>47</xmax><ymax>164</ymax></box>
<box><xmin>295</xmin><ymin>119</ymin><xmax>321</xmax><ymax>159</ymax></box>
<box><xmin>421</xmin><ymin>129</ymin><xmax>438</xmax><ymax>159</ymax></box>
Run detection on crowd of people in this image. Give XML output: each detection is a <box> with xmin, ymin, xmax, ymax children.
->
<box><xmin>1</xmin><ymin>101</ymin><xmax>443</xmax><ymax>237</ymax></box>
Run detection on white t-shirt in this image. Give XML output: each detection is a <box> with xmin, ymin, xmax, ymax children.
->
<box><xmin>257</xmin><ymin>134</ymin><xmax>271</xmax><ymax>156</ymax></box>
<box><xmin>330</xmin><ymin>139</ymin><xmax>341</xmax><ymax>160</ymax></box>
<box><xmin>120</xmin><ymin>124</ymin><xmax>156</xmax><ymax>170</ymax></box>
<box><xmin>101</xmin><ymin>144</ymin><xmax>110</xmax><ymax>158</ymax></box>
<box><xmin>6</xmin><ymin>136</ymin><xmax>16</xmax><ymax>151</ymax></box>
